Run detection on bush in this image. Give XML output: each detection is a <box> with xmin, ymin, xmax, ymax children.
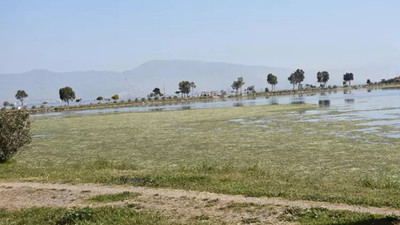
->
<box><xmin>57</xmin><ymin>207</ymin><xmax>94</xmax><ymax>225</ymax></box>
<box><xmin>0</xmin><ymin>110</ymin><xmax>31</xmax><ymax>163</ymax></box>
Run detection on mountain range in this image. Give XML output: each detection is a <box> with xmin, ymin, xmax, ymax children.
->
<box><xmin>1</xmin><ymin>60</ymin><xmax>399</xmax><ymax>104</ymax></box>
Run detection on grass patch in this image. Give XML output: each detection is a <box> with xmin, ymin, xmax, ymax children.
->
<box><xmin>86</xmin><ymin>191</ymin><xmax>141</xmax><ymax>203</ymax></box>
<box><xmin>280</xmin><ymin>207</ymin><xmax>399</xmax><ymax>225</ymax></box>
<box><xmin>0</xmin><ymin>206</ymin><xmax>165</xmax><ymax>225</ymax></box>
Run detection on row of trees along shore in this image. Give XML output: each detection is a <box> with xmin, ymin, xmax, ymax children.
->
<box><xmin>5</xmin><ymin>68</ymin><xmax>399</xmax><ymax>109</ymax></box>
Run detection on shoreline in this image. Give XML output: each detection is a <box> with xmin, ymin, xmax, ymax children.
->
<box><xmin>2</xmin><ymin>83</ymin><xmax>400</xmax><ymax>115</ymax></box>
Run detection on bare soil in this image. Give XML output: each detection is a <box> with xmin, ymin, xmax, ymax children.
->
<box><xmin>1</xmin><ymin>182</ymin><xmax>400</xmax><ymax>224</ymax></box>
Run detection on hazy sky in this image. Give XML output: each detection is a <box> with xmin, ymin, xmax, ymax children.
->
<box><xmin>1</xmin><ymin>0</ymin><xmax>400</xmax><ymax>73</ymax></box>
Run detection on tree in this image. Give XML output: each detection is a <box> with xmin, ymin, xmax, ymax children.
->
<box><xmin>288</xmin><ymin>69</ymin><xmax>305</xmax><ymax>90</ymax></box>
<box><xmin>231</xmin><ymin>77</ymin><xmax>245</xmax><ymax>94</ymax></box>
<box><xmin>59</xmin><ymin>87</ymin><xmax>76</xmax><ymax>105</ymax></box>
<box><xmin>0</xmin><ymin>110</ymin><xmax>31</xmax><ymax>163</ymax></box>
<box><xmin>343</xmin><ymin>73</ymin><xmax>354</xmax><ymax>86</ymax></box>
<box><xmin>317</xmin><ymin>71</ymin><xmax>329</xmax><ymax>87</ymax></box>
<box><xmin>152</xmin><ymin>88</ymin><xmax>162</xmax><ymax>97</ymax></box>
<box><xmin>111</xmin><ymin>94</ymin><xmax>119</xmax><ymax>101</ymax></box>
<box><xmin>366</xmin><ymin>79</ymin><xmax>371</xmax><ymax>85</ymax></box>
<box><xmin>190</xmin><ymin>82</ymin><xmax>196</xmax><ymax>96</ymax></box>
<box><xmin>15</xmin><ymin>90</ymin><xmax>28</xmax><ymax>106</ymax></box>
<box><xmin>96</xmin><ymin>96</ymin><xmax>103</xmax><ymax>102</ymax></box>
<box><xmin>3</xmin><ymin>101</ymin><xmax>10</xmax><ymax>108</ymax></box>
<box><xmin>246</xmin><ymin>85</ymin><xmax>255</xmax><ymax>93</ymax></box>
<box><xmin>267</xmin><ymin>73</ymin><xmax>278</xmax><ymax>91</ymax></box>
<box><xmin>288</xmin><ymin>74</ymin><xmax>296</xmax><ymax>90</ymax></box>
<box><xmin>178</xmin><ymin>81</ymin><xmax>191</xmax><ymax>97</ymax></box>
<box><xmin>75</xmin><ymin>99</ymin><xmax>82</xmax><ymax>103</ymax></box>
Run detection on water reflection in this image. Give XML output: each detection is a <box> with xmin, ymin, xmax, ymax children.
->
<box><xmin>268</xmin><ymin>97</ymin><xmax>279</xmax><ymax>105</ymax></box>
<box><xmin>233</xmin><ymin>102</ymin><xmax>243</xmax><ymax>107</ymax></box>
<box><xmin>345</xmin><ymin>99</ymin><xmax>355</xmax><ymax>104</ymax></box>
<box><xmin>344</xmin><ymin>89</ymin><xmax>352</xmax><ymax>94</ymax></box>
<box><xmin>181</xmin><ymin>106</ymin><xmax>191</xmax><ymax>110</ymax></box>
<box><xmin>297</xmin><ymin>110</ymin><xmax>307</xmax><ymax>115</ymax></box>
<box><xmin>291</xmin><ymin>95</ymin><xmax>305</xmax><ymax>104</ymax></box>
<box><xmin>149</xmin><ymin>108</ymin><xmax>164</xmax><ymax>111</ymax></box>
<box><xmin>318</xmin><ymin>100</ymin><xmax>331</xmax><ymax>107</ymax></box>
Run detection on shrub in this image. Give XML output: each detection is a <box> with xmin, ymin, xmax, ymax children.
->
<box><xmin>31</xmin><ymin>105</ymin><xmax>36</xmax><ymax>109</ymax></box>
<box><xmin>57</xmin><ymin>207</ymin><xmax>94</xmax><ymax>225</ymax></box>
<box><xmin>0</xmin><ymin>110</ymin><xmax>31</xmax><ymax>163</ymax></box>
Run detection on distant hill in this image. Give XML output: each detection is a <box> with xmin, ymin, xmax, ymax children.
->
<box><xmin>0</xmin><ymin>60</ymin><xmax>398</xmax><ymax>104</ymax></box>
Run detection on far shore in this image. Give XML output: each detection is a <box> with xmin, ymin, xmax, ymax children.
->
<box><xmin>3</xmin><ymin>83</ymin><xmax>400</xmax><ymax>115</ymax></box>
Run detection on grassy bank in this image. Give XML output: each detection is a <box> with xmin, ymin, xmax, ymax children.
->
<box><xmin>0</xmin><ymin>206</ymin><xmax>398</xmax><ymax>225</ymax></box>
<box><xmin>0</xmin><ymin>207</ymin><xmax>166</xmax><ymax>225</ymax></box>
<box><xmin>1</xmin><ymin>104</ymin><xmax>400</xmax><ymax>208</ymax></box>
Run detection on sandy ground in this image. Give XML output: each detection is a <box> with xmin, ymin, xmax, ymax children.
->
<box><xmin>1</xmin><ymin>182</ymin><xmax>400</xmax><ymax>224</ymax></box>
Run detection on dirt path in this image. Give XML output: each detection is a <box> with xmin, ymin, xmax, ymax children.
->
<box><xmin>1</xmin><ymin>182</ymin><xmax>400</xmax><ymax>224</ymax></box>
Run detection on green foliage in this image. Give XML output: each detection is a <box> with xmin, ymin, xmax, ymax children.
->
<box><xmin>178</xmin><ymin>81</ymin><xmax>191</xmax><ymax>97</ymax></box>
<box><xmin>111</xmin><ymin>94</ymin><xmax>119</xmax><ymax>101</ymax></box>
<box><xmin>317</xmin><ymin>71</ymin><xmax>329</xmax><ymax>87</ymax></box>
<box><xmin>15</xmin><ymin>90</ymin><xmax>28</xmax><ymax>106</ymax></box>
<box><xmin>231</xmin><ymin>77</ymin><xmax>245</xmax><ymax>94</ymax></box>
<box><xmin>3</xmin><ymin>101</ymin><xmax>10</xmax><ymax>108</ymax></box>
<box><xmin>245</xmin><ymin>85</ymin><xmax>255</xmax><ymax>93</ymax></box>
<box><xmin>0</xmin><ymin>110</ymin><xmax>31</xmax><ymax>163</ymax></box>
<box><xmin>288</xmin><ymin>69</ymin><xmax>305</xmax><ymax>90</ymax></box>
<box><xmin>343</xmin><ymin>73</ymin><xmax>354</xmax><ymax>86</ymax></box>
<box><xmin>87</xmin><ymin>191</ymin><xmax>141</xmax><ymax>203</ymax></box>
<box><xmin>267</xmin><ymin>73</ymin><xmax>278</xmax><ymax>91</ymax></box>
<box><xmin>57</xmin><ymin>207</ymin><xmax>94</xmax><ymax>225</ymax></box>
<box><xmin>152</xmin><ymin>88</ymin><xmax>162</xmax><ymax>97</ymax></box>
<box><xmin>59</xmin><ymin>87</ymin><xmax>76</xmax><ymax>105</ymax></box>
<box><xmin>96</xmin><ymin>96</ymin><xmax>103</xmax><ymax>101</ymax></box>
